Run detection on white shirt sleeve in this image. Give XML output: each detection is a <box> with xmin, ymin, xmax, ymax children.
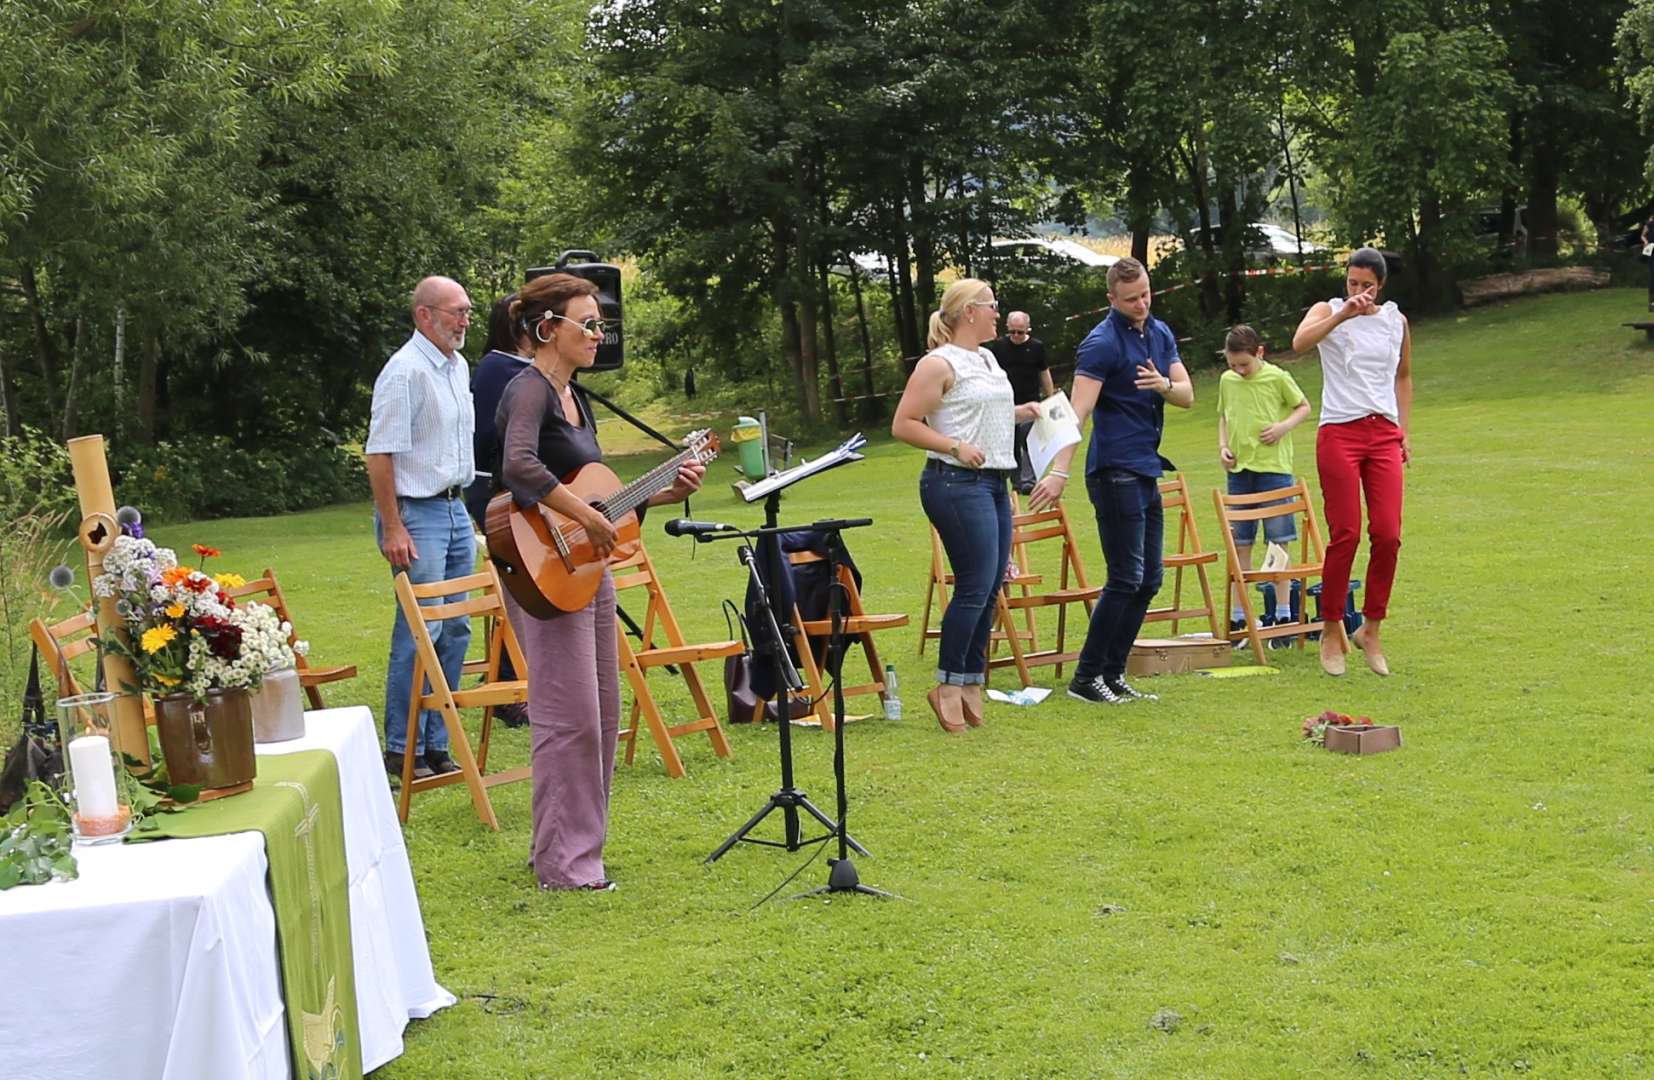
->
<box><xmin>365</xmin><ymin>367</ymin><xmax>414</xmax><ymax>454</ymax></box>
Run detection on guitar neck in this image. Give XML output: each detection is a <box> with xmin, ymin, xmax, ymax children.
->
<box><xmin>599</xmin><ymin>449</ymin><xmax>693</xmax><ymax>521</ymax></box>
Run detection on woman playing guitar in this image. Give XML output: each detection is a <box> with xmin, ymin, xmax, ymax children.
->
<box><xmin>494</xmin><ymin>273</ymin><xmax>703</xmax><ymax>891</ymax></box>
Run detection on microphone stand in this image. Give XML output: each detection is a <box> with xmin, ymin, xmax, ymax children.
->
<box><xmin>792</xmin><ymin>527</ymin><xmax>897</xmax><ymax>899</ymax></box>
<box><xmin>704</xmin><ymin>492</ymin><xmax>862</xmax><ymax>862</ymax></box>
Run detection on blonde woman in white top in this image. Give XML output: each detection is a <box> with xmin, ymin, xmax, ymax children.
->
<box><xmin>1293</xmin><ymin>247</ymin><xmax>1413</xmax><ymax>678</ymax></box>
<box><xmin>892</xmin><ymin>279</ymin><xmax>1040</xmax><ymax>733</ymax></box>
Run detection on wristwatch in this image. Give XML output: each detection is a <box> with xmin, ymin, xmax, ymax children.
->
<box><xmin>1162</xmin><ymin>376</ymin><xmax>1173</xmax><ymax>394</ymax></box>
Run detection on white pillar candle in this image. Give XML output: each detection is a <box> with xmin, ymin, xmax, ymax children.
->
<box><xmin>68</xmin><ymin>734</ymin><xmax>119</xmax><ymax>819</ymax></box>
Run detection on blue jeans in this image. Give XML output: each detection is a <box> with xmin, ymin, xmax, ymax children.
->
<box><xmin>1073</xmin><ymin>469</ymin><xmax>1164</xmax><ymax>683</ymax></box>
<box><xmin>377</xmin><ymin>495</ymin><xmax>475</xmax><ymax>754</ymax></box>
<box><xmin>920</xmin><ymin>462</ymin><xmax>1012</xmax><ymax>685</ymax></box>
<box><xmin>1225</xmin><ymin>470</ymin><xmax>1298</xmax><ymax>544</ymax></box>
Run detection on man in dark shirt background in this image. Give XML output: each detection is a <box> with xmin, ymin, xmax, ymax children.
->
<box><xmin>987</xmin><ymin>310</ymin><xmax>1054</xmax><ymax>493</ymax></box>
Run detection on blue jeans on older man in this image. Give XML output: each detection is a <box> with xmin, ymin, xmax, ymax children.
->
<box><xmin>377</xmin><ymin>494</ymin><xmax>475</xmax><ymax>755</ymax></box>
<box><xmin>920</xmin><ymin>461</ymin><xmax>1012</xmax><ymax>685</ymax></box>
<box><xmin>1072</xmin><ymin>468</ymin><xmax>1164</xmax><ymax>684</ymax></box>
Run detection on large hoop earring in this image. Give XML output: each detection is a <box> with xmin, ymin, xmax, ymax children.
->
<box><xmin>534</xmin><ymin>316</ymin><xmax>554</xmax><ymax>344</ymax></box>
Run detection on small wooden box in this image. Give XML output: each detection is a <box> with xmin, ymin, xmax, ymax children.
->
<box><xmin>1127</xmin><ymin>637</ymin><xmax>1232</xmax><ymax>676</ymax></box>
<box><xmin>1323</xmin><ymin>724</ymin><xmax>1402</xmax><ymax>755</ymax></box>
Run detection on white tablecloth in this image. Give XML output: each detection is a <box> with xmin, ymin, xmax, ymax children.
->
<box><xmin>0</xmin><ymin>705</ymin><xmax>454</xmax><ymax>1078</ymax></box>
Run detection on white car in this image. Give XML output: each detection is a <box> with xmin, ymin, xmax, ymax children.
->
<box><xmin>1183</xmin><ymin>222</ymin><xmax>1328</xmax><ymax>263</ymax></box>
<box><xmin>990</xmin><ymin>237</ymin><xmax>1119</xmax><ymax>268</ymax></box>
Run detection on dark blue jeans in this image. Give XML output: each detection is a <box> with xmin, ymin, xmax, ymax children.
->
<box><xmin>920</xmin><ymin>462</ymin><xmax>1012</xmax><ymax>685</ymax></box>
<box><xmin>1073</xmin><ymin>468</ymin><xmax>1164</xmax><ymax>683</ymax></box>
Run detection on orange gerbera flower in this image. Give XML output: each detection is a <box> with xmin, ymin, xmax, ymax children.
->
<box><xmin>161</xmin><ymin>566</ymin><xmax>193</xmax><ymax>586</ymax></box>
<box><xmin>193</xmin><ymin>544</ymin><xmax>221</xmax><ymax>559</ymax></box>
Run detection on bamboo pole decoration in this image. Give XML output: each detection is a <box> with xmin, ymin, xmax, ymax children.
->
<box><xmin>66</xmin><ymin>434</ymin><xmax>150</xmax><ymax>765</ymax></box>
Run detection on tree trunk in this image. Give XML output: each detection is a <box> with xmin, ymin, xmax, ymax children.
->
<box><xmin>848</xmin><ymin>262</ymin><xmax>879</xmax><ymax>422</ymax></box>
<box><xmin>62</xmin><ymin>316</ymin><xmax>83</xmax><ymax>439</ymax></box>
<box><xmin>20</xmin><ymin>263</ymin><xmax>62</xmax><ymax>423</ymax></box>
<box><xmin>136</xmin><ymin>330</ymin><xmax>160</xmax><ymax>445</ymax></box>
<box><xmin>795</xmin><ymin>285</ymin><xmax>822</xmax><ymax>422</ymax></box>
<box><xmin>1187</xmin><ymin>137</ymin><xmax>1221</xmax><ymax>321</ymax></box>
<box><xmin>1526</xmin><ymin>126</ymin><xmax>1560</xmax><ymax>259</ymax></box>
<box><xmin>0</xmin><ymin>333</ymin><xmax>13</xmax><ymax>438</ymax></box>
<box><xmin>1128</xmin><ymin>161</ymin><xmax>1155</xmax><ymax>265</ymax></box>
<box><xmin>818</xmin><ymin>261</ymin><xmax>847</xmax><ymax>427</ymax></box>
<box><xmin>112</xmin><ymin>304</ymin><xmax>127</xmax><ymax>438</ymax></box>
<box><xmin>1217</xmin><ymin>182</ymin><xmax>1246</xmax><ymax>324</ymax></box>
<box><xmin>1415</xmin><ymin>185</ymin><xmax>1444</xmax><ymax>308</ymax></box>
<box><xmin>907</xmin><ymin>160</ymin><xmax>937</xmax><ymax>316</ymax></box>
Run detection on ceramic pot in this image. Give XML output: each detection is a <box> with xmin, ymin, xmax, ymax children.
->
<box><xmin>249</xmin><ymin>666</ymin><xmax>306</xmax><ymax>744</ymax></box>
<box><xmin>152</xmin><ymin>688</ymin><xmax>257</xmax><ymax>793</ymax></box>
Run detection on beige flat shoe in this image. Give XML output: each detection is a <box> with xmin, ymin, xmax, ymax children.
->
<box><xmin>928</xmin><ymin>686</ymin><xmax>967</xmax><ymax>734</ymax></box>
<box><xmin>960</xmin><ymin>688</ymin><xmax>984</xmax><ymax>728</ymax></box>
<box><xmin>1319</xmin><ymin>647</ymin><xmax>1346</xmax><ymax>677</ymax></box>
<box><xmin>1350</xmin><ymin>626</ymin><xmax>1390</xmax><ymax>676</ymax></box>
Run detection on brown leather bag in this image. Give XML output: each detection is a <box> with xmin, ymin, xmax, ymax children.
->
<box><xmin>722</xmin><ymin>601</ymin><xmax>760</xmax><ymax>725</ymax></box>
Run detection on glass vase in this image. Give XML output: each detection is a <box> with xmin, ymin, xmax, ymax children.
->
<box><xmin>55</xmin><ymin>692</ymin><xmax>133</xmax><ymax>845</ymax></box>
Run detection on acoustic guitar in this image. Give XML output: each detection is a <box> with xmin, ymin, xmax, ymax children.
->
<box><xmin>486</xmin><ymin>429</ymin><xmax>719</xmax><ymax>616</ymax></box>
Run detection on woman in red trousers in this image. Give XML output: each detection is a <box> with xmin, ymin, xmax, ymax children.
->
<box><xmin>1292</xmin><ymin>247</ymin><xmax>1413</xmax><ymax>677</ymax></box>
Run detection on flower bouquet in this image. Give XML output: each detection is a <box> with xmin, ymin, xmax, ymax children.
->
<box><xmin>1301</xmin><ymin>710</ymin><xmax>1402</xmax><ymax>755</ymax></box>
<box><xmin>94</xmin><ymin>537</ymin><xmax>309</xmax><ymax>794</ymax></box>
<box><xmin>1300</xmin><ymin>710</ymin><xmax>1371</xmax><ymax>746</ymax></box>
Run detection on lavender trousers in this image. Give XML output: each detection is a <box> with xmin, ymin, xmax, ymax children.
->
<box><xmin>502</xmin><ymin>572</ymin><xmax>620</xmax><ymax>889</ymax></box>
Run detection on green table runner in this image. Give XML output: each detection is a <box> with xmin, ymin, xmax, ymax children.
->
<box><xmin>136</xmin><ymin>750</ymin><xmax>362</xmax><ymax>1080</ymax></box>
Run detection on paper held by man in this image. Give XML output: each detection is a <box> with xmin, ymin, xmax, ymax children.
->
<box><xmin>1026</xmin><ymin>390</ymin><xmax>1082</xmax><ymax>478</ymax></box>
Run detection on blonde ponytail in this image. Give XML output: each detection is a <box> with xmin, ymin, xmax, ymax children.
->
<box><xmin>926</xmin><ymin>310</ymin><xmax>951</xmax><ymax>350</ymax></box>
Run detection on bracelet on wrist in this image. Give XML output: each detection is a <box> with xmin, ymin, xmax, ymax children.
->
<box><xmin>1050</xmin><ymin>469</ymin><xmax>1069</xmax><ymax>480</ymax></box>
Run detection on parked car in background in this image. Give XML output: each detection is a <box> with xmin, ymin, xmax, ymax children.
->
<box><xmin>990</xmin><ymin>237</ymin><xmax>1119</xmax><ymax>269</ymax></box>
<box><xmin>1177</xmin><ymin>222</ymin><xmax>1330</xmax><ymax>264</ymax></box>
<box><xmin>1473</xmin><ymin>206</ymin><xmax>1528</xmax><ymax>253</ymax></box>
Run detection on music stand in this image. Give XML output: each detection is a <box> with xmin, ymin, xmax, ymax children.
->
<box><xmin>701</xmin><ymin>437</ymin><xmax>870</xmax><ymax>863</ymax></box>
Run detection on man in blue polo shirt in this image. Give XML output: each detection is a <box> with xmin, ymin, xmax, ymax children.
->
<box><xmin>1031</xmin><ymin>257</ymin><xmax>1194</xmax><ymax>704</ymax></box>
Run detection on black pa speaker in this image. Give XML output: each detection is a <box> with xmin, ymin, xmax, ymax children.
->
<box><xmin>526</xmin><ymin>250</ymin><xmax>623</xmax><ymax>371</ymax></box>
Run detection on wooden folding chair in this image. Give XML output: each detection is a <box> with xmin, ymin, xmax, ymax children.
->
<box><xmin>788</xmin><ymin>550</ymin><xmax>907</xmax><ymax>731</ymax></box>
<box><xmin>611</xmin><ymin>540</ymin><xmax>738</xmax><ymax>777</ymax></box>
<box><xmin>1141</xmin><ymin>475</ymin><xmax>1224</xmax><ymax>639</ymax></box>
<box><xmin>226</xmin><ymin>568</ymin><xmax>358</xmax><ymax>709</ymax></box>
<box><xmin>988</xmin><ymin>501</ymin><xmax>1104</xmax><ymax>688</ymax></box>
<box><xmin>918</xmin><ymin>495</ymin><xmax>1041</xmax><ymax>661</ymax></box>
<box><xmin>1212</xmin><ymin>480</ymin><xmax>1345</xmax><ymax>666</ymax></box>
<box><xmin>392</xmin><ymin>564</ymin><xmax>530</xmax><ymax>829</ymax></box>
<box><xmin>29</xmin><ymin>609</ymin><xmax>101</xmax><ymax>699</ymax></box>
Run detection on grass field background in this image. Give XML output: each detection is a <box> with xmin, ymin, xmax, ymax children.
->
<box><xmin>122</xmin><ymin>289</ymin><xmax>1654</xmax><ymax>1077</ymax></box>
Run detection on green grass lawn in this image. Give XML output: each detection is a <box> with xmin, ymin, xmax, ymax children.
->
<box><xmin>137</xmin><ymin>288</ymin><xmax>1654</xmax><ymax>1077</ymax></box>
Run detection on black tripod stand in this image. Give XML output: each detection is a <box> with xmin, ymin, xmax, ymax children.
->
<box><xmin>703</xmin><ymin>496</ymin><xmax>868</xmax><ymax>863</ymax></box>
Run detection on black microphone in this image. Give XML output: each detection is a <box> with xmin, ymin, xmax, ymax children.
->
<box><xmin>809</xmin><ymin>517</ymin><xmax>874</xmax><ymax>531</ymax></box>
<box><xmin>664</xmin><ymin>518</ymin><xmax>737</xmax><ymax>537</ymax></box>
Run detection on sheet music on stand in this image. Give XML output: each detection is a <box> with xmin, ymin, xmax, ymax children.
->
<box><xmin>739</xmin><ymin>433</ymin><xmax>867</xmax><ymax>503</ymax></box>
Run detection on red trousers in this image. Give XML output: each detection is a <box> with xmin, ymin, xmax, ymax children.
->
<box><xmin>1316</xmin><ymin>416</ymin><xmax>1404</xmax><ymax>622</ymax></box>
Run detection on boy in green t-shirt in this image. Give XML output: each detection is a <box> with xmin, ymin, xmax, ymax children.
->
<box><xmin>1217</xmin><ymin>325</ymin><xmax>1312</xmax><ymax>632</ymax></box>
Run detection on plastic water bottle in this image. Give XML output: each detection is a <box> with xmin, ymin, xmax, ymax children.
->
<box><xmin>883</xmin><ymin>665</ymin><xmax>902</xmax><ymax>720</ymax></box>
